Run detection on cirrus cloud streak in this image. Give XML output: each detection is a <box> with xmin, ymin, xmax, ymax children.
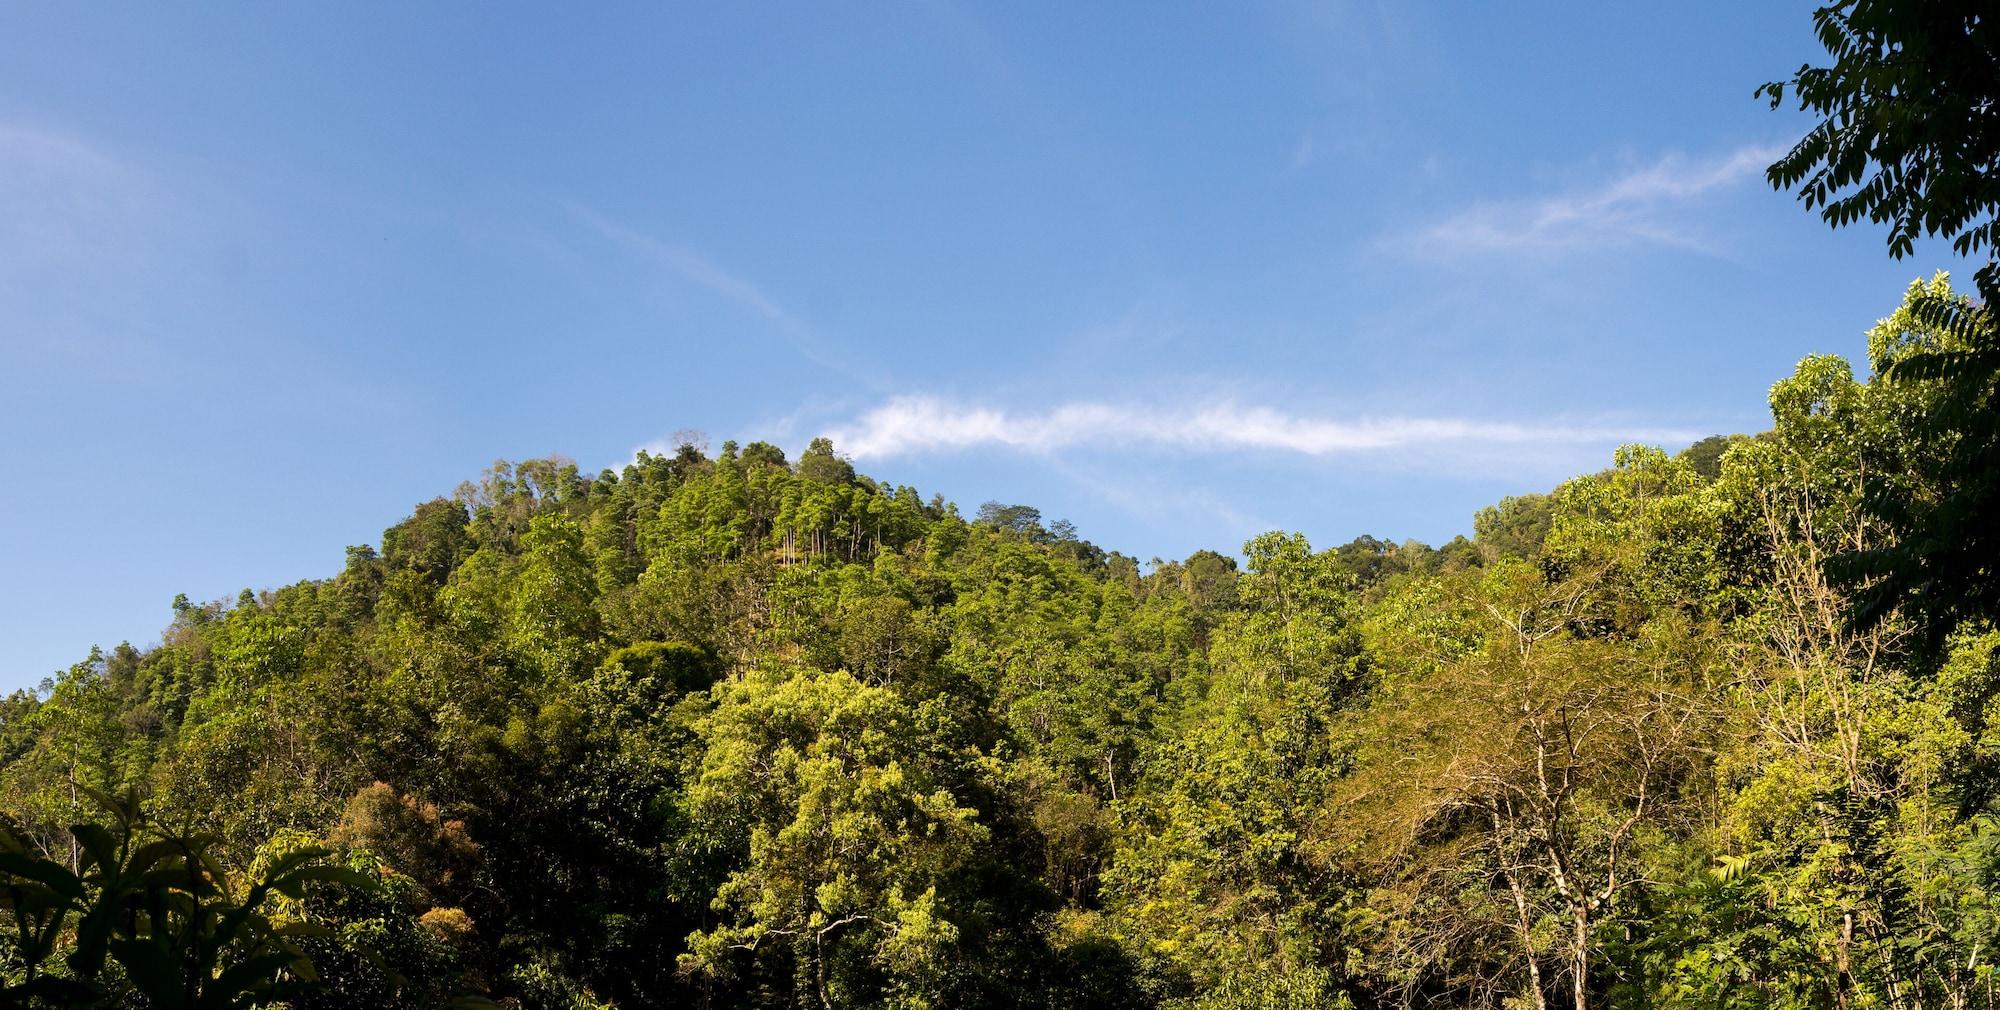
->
<box><xmin>828</xmin><ymin>395</ymin><xmax>1703</xmax><ymax>461</ymax></box>
<box><xmin>1404</xmin><ymin>143</ymin><xmax>1787</xmax><ymax>258</ymax></box>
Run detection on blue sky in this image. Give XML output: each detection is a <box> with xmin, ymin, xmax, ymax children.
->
<box><xmin>0</xmin><ymin>3</ymin><xmax>1977</xmax><ymax>689</ymax></box>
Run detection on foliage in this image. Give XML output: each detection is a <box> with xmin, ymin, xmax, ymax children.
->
<box><xmin>1830</xmin><ymin>276</ymin><xmax>2000</xmax><ymax>655</ymax></box>
<box><xmin>1760</xmin><ymin>0</ymin><xmax>1999</xmax><ymax>300</ymax></box>
<box><xmin>1762</xmin><ymin>3</ymin><xmax>2000</xmax><ymax>655</ymax></box>
<box><xmin>0</xmin><ymin>791</ymin><xmax>372</xmax><ymax>1009</ymax></box>
<box><xmin>4</xmin><ymin>263</ymin><xmax>1998</xmax><ymax>1008</ymax></box>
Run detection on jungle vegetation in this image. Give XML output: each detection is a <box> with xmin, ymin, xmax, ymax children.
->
<box><xmin>2</xmin><ymin>271</ymin><xmax>1994</xmax><ymax>1009</ymax></box>
<box><xmin>4</xmin><ymin>0</ymin><xmax>1998</xmax><ymax>1007</ymax></box>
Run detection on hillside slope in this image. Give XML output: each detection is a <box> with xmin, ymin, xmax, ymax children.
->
<box><xmin>3</xmin><ymin>279</ymin><xmax>1996</xmax><ymax>1010</ymax></box>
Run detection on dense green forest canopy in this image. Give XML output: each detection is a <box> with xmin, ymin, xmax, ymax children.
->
<box><xmin>2</xmin><ymin>274</ymin><xmax>1996</xmax><ymax>1009</ymax></box>
<box><xmin>4</xmin><ymin>2</ymin><xmax>1998</xmax><ymax>1007</ymax></box>
<box><xmin>1759</xmin><ymin>0</ymin><xmax>2000</xmax><ymax>651</ymax></box>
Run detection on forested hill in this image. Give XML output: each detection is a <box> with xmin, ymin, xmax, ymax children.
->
<box><xmin>3</xmin><ymin>277</ymin><xmax>1998</xmax><ymax>1009</ymax></box>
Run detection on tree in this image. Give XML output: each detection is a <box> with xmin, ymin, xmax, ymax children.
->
<box><xmin>379</xmin><ymin>499</ymin><xmax>473</xmax><ymax>587</ymax></box>
<box><xmin>1658</xmin><ymin>330</ymin><xmax>2000</xmax><ymax>1010</ymax></box>
<box><xmin>681</xmin><ymin>666</ymin><xmax>988</xmax><ymax>1009</ymax></box>
<box><xmin>1764</xmin><ymin>3</ymin><xmax>2000</xmax><ymax>651</ymax></box>
<box><xmin>797</xmin><ymin>438</ymin><xmax>856</xmax><ymax>487</ymax></box>
<box><xmin>1676</xmin><ymin>435</ymin><xmax>1746</xmax><ymax>482</ymax></box>
<box><xmin>1829</xmin><ymin>276</ymin><xmax>2000</xmax><ymax>654</ymax></box>
<box><xmin>1234</xmin><ymin>533</ymin><xmax>1360</xmax><ymax>683</ymax></box>
<box><xmin>1473</xmin><ymin>494</ymin><xmax>1555</xmax><ymax>561</ymax></box>
<box><xmin>1100</xmin><ymin>534</ymin><xmax>1365</xmax><ymax>1007</ymax></box>
<box><xmin>739</xmin><ymin>441</ymin><xmax>789</xmax><ymax>471</ymax></box>
<box><xmin>507</xmin><ymin>514</ymin><xmax>602</xmax><ymax>679</ymax></box>
<box><xmin>1760</xmin><ymin>0</ymin><xmax>2000</xmax><ymax>302</ymax></box>
<box><xmin>0</xmin><ymin>792</ymin><xmax>373</xmax><ymax>1008</ymax></box>
<box><xmin>0</xmin><ymin>653</ymin><xmax>124</xmax><ymax>866</ymax></box>
<box><xmin>834</xmin><ymin>595</ymin><xmax>933</xmax><ymax>688</ymax></box>
<box><xmin>972</xmin><ymin>503</ymin><xmax>1045</xmax><ymax>540</ymax></box>
<box><xmin>1332</xmin><ymin>562</ymin><xmax>1713</xmax><ymax>1010</ymax></box>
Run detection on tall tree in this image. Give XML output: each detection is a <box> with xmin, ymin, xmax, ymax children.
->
<box><xmin>681</xmin><ymin>666</ymin><xmax>988</xmax><ymax>1010</ymax></box>
<box><xmin>1760</xmin><ymin>0</ymin><xmax>1999</xmax><ymax>301</ymax></box>
<box><xmin>1333</xmin><ymin>561</ymin><xmax>1713</xmax><ymax>1010</ymax></box>
<box><xmin>1763</xmin><ymin>2</ymin><xmax>2000</xmax><ymax>651</ymax></box>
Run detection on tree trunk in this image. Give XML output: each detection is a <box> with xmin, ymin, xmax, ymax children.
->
<box><xmin>1524</xmin><ymin>956</ymin><xmax>1550</xmax><ymax>1010</ymax></box>
<box><xmin>1493</xmin><ymin>804</ymin><xmax>1549</xmax><ymax>1010</ymax></box>
<box><xmin>1836</xmin><ymin>911</ymin><xmax>1853</xmax><ymax>1010</ymax></box>
<box><xmin>815</xmin><ymin>930</ymin><xmax>833</xmax><ymax>1010</ymax></box>
<box><xmin>1572</xmin><ymin>906</ymin><xmax>1590</xmax><ymax>1010</ymax></box>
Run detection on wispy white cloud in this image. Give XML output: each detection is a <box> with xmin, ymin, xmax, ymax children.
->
<box><xmin>1402</xmin><ymin>143</ymin><xmax>1784</xmax><ymax>258</ymax></box>
<box><xmin>571</xmin><ymin>203</ymin><xmax>793</xmax><ymax>325</ymax></box>
<box><xmin>0</xmin><ymin>122</ymin><xmax>194</xmax><ymax>373</ymax></box>
<box><xmin>1287</xmin><ymin>131</ymin><xmax>1317</xmax><ymax>174</ymax></box>
<box><xmin>1039</xmin><ymin>450</ymin><xmax>1279</xmax><ymax>542</ymax></box>
<box><xmin>565</xmin><ymin>202</ymin><xmax>876</xmax><ymax>386</ymax></box>
<box><xmin>0</xmin><ymin>123</ymin><xmax>147</xmax><ymax>267</ymax></box>
<box><xmin>826</xmin><ymin>395</ymin><xmax>1701</xmax><ymax>462</ymax></box>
